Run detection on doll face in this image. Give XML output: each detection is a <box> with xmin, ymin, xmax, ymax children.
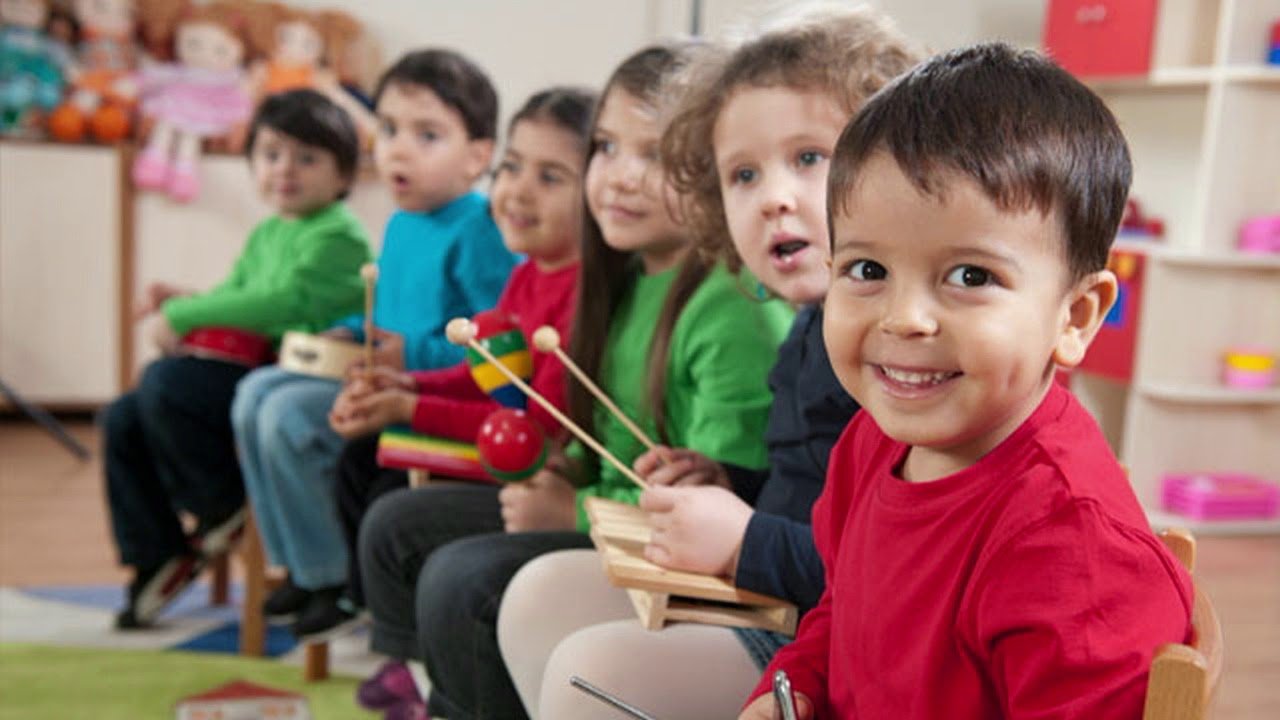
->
<box><xmin>176</xmin><ymin>21</ymin><xmax>244</xmax><ymax>72</ymax></box>
<box><xmin>2</xmin><ymin>0</ymin><xmax>48</xmax><ymax>29</ymax></box>
<box><xmin>73</xmin><ymin>0</ymin><xmax>132</xmax><ymax>36</ymax></box>
<box><xmin>275</xmin><ymin>20</ymin><xmax>322</xmax><ymax>66</ymax></box>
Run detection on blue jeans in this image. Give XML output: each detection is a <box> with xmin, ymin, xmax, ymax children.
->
<box><xmin>231</xmin><ymin>365</ymin><xmax>348</xmax><ymax>589</ymax></box>
<box><xmin>103</xmin><ymin>357</ymin><xmax>249</xmax><ymax>570</ymax></box>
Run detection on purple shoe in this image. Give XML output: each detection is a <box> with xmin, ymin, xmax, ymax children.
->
<box><xmin>383</xmin><ymin>699</ymin><xmax>428</xmax><ymax>720</ymax></box>
<box><xmin>357</xmin><ymin>660</ymin><xmax>421</xmax><ymax>711</ymax></box>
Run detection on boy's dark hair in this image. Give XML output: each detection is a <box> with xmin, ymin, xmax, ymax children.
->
<box><xmin>246</xmin><ymin>88</ymin><xmax>360</xmax><ymax>187</ymax></box>
<box><xmin>828</xmin><ymin>42</ymin><xmax>1132</xmax><ymax>281</ymax></box>
<box><xmin>507</xmin><ymin>86</ymin><xmax>596</xmax><ymax>149</ymax></box>
<box><xmin>373</xmin><ymin>48</ymin><xmax>499</xmax><ymax>140</ymax></box>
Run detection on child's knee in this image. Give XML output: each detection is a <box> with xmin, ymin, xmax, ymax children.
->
<box><xmin>101</xmin><ymin>393</ymin><xmax>141</xmax><ymax>446</ymax></box>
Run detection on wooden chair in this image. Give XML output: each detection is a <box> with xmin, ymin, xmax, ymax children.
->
<box><xmin>1143</xmin><ymin>528</ymin><xmax>1224</xmax><ymax>720</ymax></box>
<box><xmin>209</xmin><ymin>509</ymin><xmax>330</xmax><ymax>681</ymax></box>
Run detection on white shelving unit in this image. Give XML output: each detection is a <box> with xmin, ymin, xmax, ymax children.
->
<box><xmin>1081</xmin><ymin>0</ymin><xmax>1280</xmax><ymax>535</ymax></box>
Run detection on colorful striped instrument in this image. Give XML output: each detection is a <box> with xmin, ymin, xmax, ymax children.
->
<box><xmin>466</xmin><ymin>310</ymin><xmax>532</xmax><ymax>409</ymax></box>
<box><xmin>375</xmin><ymin>426</ymin><xmax>493</xmax><ymax>483</ymax></box>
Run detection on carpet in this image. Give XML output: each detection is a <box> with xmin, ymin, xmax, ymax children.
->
<box><xmin>0</xmin><ymin>643</ymin><xmax>378</xmax><ymax>719</ymax></box>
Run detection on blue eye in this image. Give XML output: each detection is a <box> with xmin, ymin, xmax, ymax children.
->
<box><xmin>797</xmin><ymin>150</ymin><xmax>824</xmax><ymax>167</ymax></box>
<box><xmin>419</xmin><ymin>131</ymin><xmax>438</xmax><ymax>142</ymax></box>
<box><xmin>731</xmin><ymin>167</ymin><xmax>756</xmax><ymax>185</ymax></box>
<box><xmin>496</xmin><ymin>159</ymin><xmax>518</xmax><ymax>175</ymax></box>
<box><xmin>847</xmin><ymin>259</ymin><xmax>887</xmax><ymax>281</ymax></box>
<box><xmin>539</xmin><ymin>169</ymin><xmax>564</xmax><ymax>185</ymax></box>
<box><xmin>379</xmin><ymin>119</ymin><xmax>395</xmax><ymax>137</ymax></box>
<box><xmin>594</xmin><ymin>138</ymin><xmax>616</xmax><ymax>156</ymax></box>
<box><xmin>944</xmin><ymin>265</ymin><xmax>993</xmax><ymax>287</ymax></box>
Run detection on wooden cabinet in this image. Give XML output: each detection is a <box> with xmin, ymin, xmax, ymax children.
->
<box><xmin>1068</xmin><ymin>0</ymin><xmax>1280</xmax><ymax>533</ymax></box>
<box><xmin>0</xmin><ymin>142</ymin><xmax>394</xmax><ymax>408</ymax></box>
<box><xmin>0</xmin><ymin>142</ymin><xmax>126</xmax><ymax>406</ymax></box>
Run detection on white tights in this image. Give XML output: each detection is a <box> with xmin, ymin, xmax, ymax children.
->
<box><xmin>497</xmin><ymin>549</ymin><xmax>762</xmax><ymax>720</ymax></box>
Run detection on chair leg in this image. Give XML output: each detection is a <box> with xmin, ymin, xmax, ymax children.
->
<box><xmin>304</xmin><ymin>642</ymin><xmax>330</xmax><ymax>682</ymax></box>
<box><xmin>238</xmin><ymin>511</ymin><xmax>267</xmax><ymax>657</ymax></box>
<box><xmin>209</xmin><ymin>554</ymin><xmax>230</xmax><ymax>606</ymax></box>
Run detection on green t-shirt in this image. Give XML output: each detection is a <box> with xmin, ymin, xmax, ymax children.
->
<box><xmin>570</xmin><ymin>262</ymin><xmax>794</xmax><ymax>530</ymax></box>
<box><xmin>162</xmin><ymin>202</ymin><xmax>372</xmax><ymax>342</ymax></box>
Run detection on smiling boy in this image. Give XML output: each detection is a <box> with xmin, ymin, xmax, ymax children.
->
<box><xmin>743</xmin><ymin>43</ymin><xmax>1193</xmax><ymax>720</ymax></box>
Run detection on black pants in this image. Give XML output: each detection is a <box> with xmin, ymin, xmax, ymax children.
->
<box><xmin>419</xmin><ymin>530</ymin><xmax>594</xmax><ymax>720</ymax></box>
<box><xmin>359</xmin><ymin>482</ymin><xmax>505</xmax><ymax>659</ymax></box>
<box><xmin>333</xmin><ymin>432</ymin><xmax>409</xmax><ymax>605</ymax></box>
<box><xmin>102</xmin><ymin>357</ymin><xmax>249</xmax><ymax>570</ymax></box>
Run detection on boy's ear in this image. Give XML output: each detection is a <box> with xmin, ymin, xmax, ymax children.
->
<box><xmin>1052</xmin><ymin>269</ymin><xmax>1118</xmax><ymax>368</ymax></box>
<box><xmin>463</xmin><ymin>138</ymin><xmax>495</xmax><ymax>184</ymax></box>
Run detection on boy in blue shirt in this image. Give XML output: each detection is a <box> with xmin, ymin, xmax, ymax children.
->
<box><xmin>222</xmin><ymin>50</ymin><xmax>515</xmax><ymax>632</ymax></box>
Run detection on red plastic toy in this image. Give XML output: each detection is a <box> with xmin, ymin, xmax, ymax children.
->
<box><xmin>476</xmin><ymin>408</ymin><xmax>547</xmax><ymax>483</ymax></box>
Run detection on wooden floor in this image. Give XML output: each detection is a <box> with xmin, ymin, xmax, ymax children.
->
<box><xmin>1</xmin><ymin>417</ymin><xmax>1277</xmax><ymax>717</ymax></box>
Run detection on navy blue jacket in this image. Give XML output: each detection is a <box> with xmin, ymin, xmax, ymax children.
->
<box><xmin>730</xmin><ymin>305</ymin><xmax>860</xmax><ymax>616</ymax></box>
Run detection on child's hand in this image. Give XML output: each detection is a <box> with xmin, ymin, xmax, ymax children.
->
<box><xmin>133</xmin><ymin>281</ymin><xmax>188</xmax><ymax>319</ymax></box>
<box><xmin>371</xmin><ymin>328</ymin><xmax>405</xmax><ymax>370</ymax></box>
<box><xmin>633</xmin><ymin>446</ymin><xmax>731</xmax><ymax>489</ymax></box>
<box><xmin>498</xmin><ymin>468</ymin><xmax>578</xmax><ymax>532</ymax></box>
<box><xmin>343</xmin><ymin>365</ymin><xmax>416</xmax><ymax>392</ymax></box>
<box><xmin>328</xmin><ymin>388</ymin><xmax>416</xmax><ymax>439</ymax></box>
<box><xmin>639</xmin><ymin>484</ymin><xmax>752</xmax><ymax>576</ymax></box>
<box><xmin>148</xmin><ymin>315</ymin><xmax>182</xmax><ymax>355</ymax></box>
<box><xmin>738</xmin><ymin>691</ymin><xmax>813</xmax><ymax>720</ymax></box>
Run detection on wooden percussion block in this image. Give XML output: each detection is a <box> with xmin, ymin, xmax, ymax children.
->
<box><xmin>584</xmin><ymin>497</ymin><xmax>797</xmax><ymax>635</ymax></box>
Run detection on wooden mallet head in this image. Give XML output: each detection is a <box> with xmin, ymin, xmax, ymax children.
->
<box><xmin>532</xmin><ymin>326</ymin><xmax>561</xmax><ymax>353</ymax></box>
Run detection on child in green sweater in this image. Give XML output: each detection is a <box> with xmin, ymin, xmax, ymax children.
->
<box><xmin>105</xmin><ymin>88</ymin><xmax>372</xmax><ymax>629</ymax></box>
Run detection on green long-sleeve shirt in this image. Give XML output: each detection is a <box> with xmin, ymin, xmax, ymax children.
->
<box><xmin>570</xmin><ymin>262</ymin><xmax>794</xmax><ymax>531</ymax></box>
<box><xmin>162</xmin><ymin>202</ymin><xmax>372</xmax><ymax>341</ymax></box>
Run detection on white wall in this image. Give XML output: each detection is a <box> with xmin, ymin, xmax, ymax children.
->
<box><xmin>286</xmin><ymin>0</ymin><xmax>690</xmax><ymax>132</ymax></box>
<box><xmin>283</xmin><ymin>0</ymin><xmax>1046</xmax><ymax>131</ymax></box>
<box><xmin>698</xmin><ymin>0</ymin><xmax>1044</xmax><ymax>51</ymax></box>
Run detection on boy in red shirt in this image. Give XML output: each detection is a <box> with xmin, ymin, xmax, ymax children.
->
<box><xmin>742</xmin><ymin>43</ymin><xmax>1193</xmax><ymax>720</ymax></box>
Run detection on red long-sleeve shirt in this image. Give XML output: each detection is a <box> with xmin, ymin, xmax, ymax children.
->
<box><xmin>407</xmin><ymin>260</ymin><xmax>577</xmax><ymax>442</ymax></box>
<box><xmin>752</xmin><ymin>383</ymin><xmax>1193</xmax><ymax>719</ymax></box>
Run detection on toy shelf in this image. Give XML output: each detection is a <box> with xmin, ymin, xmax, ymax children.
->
<box><xmin>1148</xmin><ymin>508</ymin><xmax>1280</xmax><ymax>536</ymax></box>
<box><xmin>1138</xmin><ymin>384</ymin><xmax>1280</xmax><ymax>405</ymax></box>
<box><xmin>1066</xmin><ymin>0</ymin><xmax>1280</xmax><ymax>535</ymax></box>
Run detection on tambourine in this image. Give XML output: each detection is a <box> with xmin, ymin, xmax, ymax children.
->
<box><xmin>278</xmin><ymin>331</ymin><xmax>364</xmax><ymax>379</ymax></box>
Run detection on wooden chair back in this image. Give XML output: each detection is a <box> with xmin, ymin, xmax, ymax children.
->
<box><xmin>1142</xmin><ymin>528</ymin><xmax>1223</xmax><ymax>720</ymax></box>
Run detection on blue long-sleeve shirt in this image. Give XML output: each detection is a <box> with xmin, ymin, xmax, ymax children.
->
<box><xmin>336</xmin><ymin>192</ymin><xmax>517</xmax><ymax>370</ymax></box>
<box><xmin>733</xmin><ymin>305</ymin><xmax>861</xmax><ymax>616</ymax></box>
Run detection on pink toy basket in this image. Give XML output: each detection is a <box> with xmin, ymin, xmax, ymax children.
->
<box><xmin>1161</xmin><ymin>472</ymin><xmax>1280</xmax><ymax>521</ymax></box>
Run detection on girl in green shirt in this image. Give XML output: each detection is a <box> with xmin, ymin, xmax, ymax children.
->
<box><xmin>353</xmin><ymin>44</ymin><xmax>791</xmax><ymax>719</ymax></box>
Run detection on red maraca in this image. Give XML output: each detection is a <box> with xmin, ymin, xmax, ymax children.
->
<box><xmin>477</xmin><ymin>408</ymin><xmax>547</xmax><ymax>482</ymax></box>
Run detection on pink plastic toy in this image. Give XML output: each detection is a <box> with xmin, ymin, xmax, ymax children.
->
<box><xmin>1161</xmin><ymin>472</ymin><xmax>1280</xmax><ymax>521</ymax></box>
<box><xmin>1222</xmin><ymin>346</ymin><xmax>1276</xmax><ymax>389</ymax></box>
<box><xmin>1239</xmin><ymin>215</ymin><xmax>1280</xmax><ymax>254</ymax></box>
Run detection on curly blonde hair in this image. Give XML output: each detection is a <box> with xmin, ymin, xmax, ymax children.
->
<box><xmin>661</xmin><ymin>4</ymin><xmax>923</xmax><ymax>270</ymax></box>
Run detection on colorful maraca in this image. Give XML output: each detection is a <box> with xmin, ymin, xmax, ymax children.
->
<box><xmin>466</xmin><ymin>310</ymin><xmax>533</xmax><ymax>409</ymax></box>
<box><xmin>476</xmin><ymin>408</ymin><xmax>547</xmax><ymax>482</ymax></box>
